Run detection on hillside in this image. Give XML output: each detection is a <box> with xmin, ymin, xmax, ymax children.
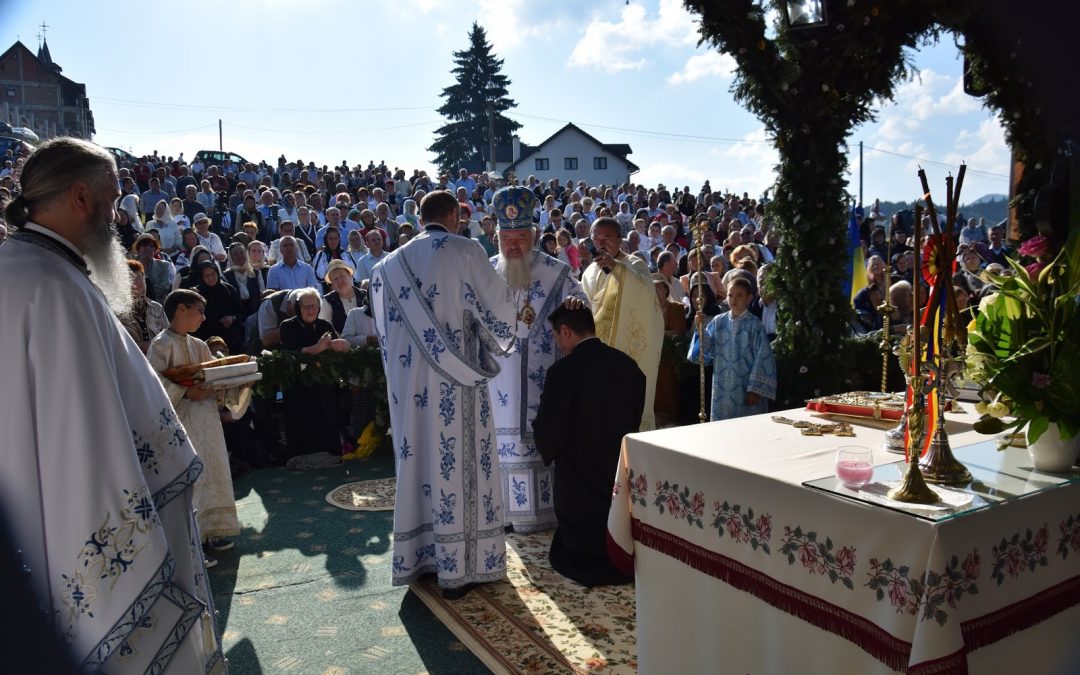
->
<box><xmin>870</xmin><ymin>195</ymin><xmax>1008</xmax><ymax>225</ymax></box>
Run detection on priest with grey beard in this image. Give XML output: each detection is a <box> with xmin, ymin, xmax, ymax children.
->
<box><xmin>487</xmin><ymin>186</ymin><xmax>589</xmax><ymax>534</ymax></box>
<box><xmin>0</xmin><ymin>138</ymin><xmax>225</xmax><ymax>673</ymax></box>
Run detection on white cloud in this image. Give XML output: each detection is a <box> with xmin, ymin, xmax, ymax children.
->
<box><xmin>668</xmin><ymin>52</ymin><xmax>736</xmax><ymax>85</ymax></box>
<box><xmin>413</xmin><ymin>0</ymin><xmax>438</xmax><ymax>14</ymax></box>
<box><xmin>569</xmin><ymin>0</ymin><xmax>698</xmax><ymax>73</ymax></box>
<box><xmin>943</xmin><ymin>118</ymin><xmax>1009</xmax><ymax>176</ymax></box>
<box><xmin>862</xmin><ymin>68</ymin><xmax>1008</xmax><ymax>195</ymax></box>
<box><xmin>705</xmin><ymin>128</ymin><xmax>779</xmax><ymax>195</ymax></box>
<box><xmin>635</xmin><ymin>161</ymin><xmax>709</xmax><ymax>187</ymax></box>
<box><xmin>476</xmin><ymin>0</ymin><xmax>567</xmax><ymax>52</ymax></box>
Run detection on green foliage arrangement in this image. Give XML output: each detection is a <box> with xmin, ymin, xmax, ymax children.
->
<box><xmin>256</xmin><ymin>347</ymin><xmax>390</xmax><ymax>429</ymax></box>
<box><xmin>967</xmin><ymin>231</ymin><xmax>1080</xmax><ymax>443</ymax></box>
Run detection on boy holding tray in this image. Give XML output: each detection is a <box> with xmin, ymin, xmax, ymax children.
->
<box><xmin>148</xmin><ymin>289</ymin><xmax>241</xmax><ymax>568</ymax></box>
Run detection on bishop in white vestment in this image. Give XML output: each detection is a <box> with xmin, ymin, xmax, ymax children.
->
<box><xmin>0</xmin><ymin>226</ymin><xmax>223</xmax><ymax>672</ymax></box>
<box><xmin>371</xmin><ymin>196</ymin><xmax>517</xmax><ymax>591</ymax></box>
<box><xmin>487</xmin><ymin>186</ymin><xmax>589</xmax><ymax>533</ymax></box>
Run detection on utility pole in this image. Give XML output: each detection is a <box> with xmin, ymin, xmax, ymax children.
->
<box><xmin>859</xmin><ymin>140</ymin><xmax>864</xmax><ymax>209</ymax></box>
<box><xmin>486</xmin><ymin>101</ymin><xmax>496</xmax><ymax>173</ymax></box>
<box><xmin>219</xmin><ymin>119</ymin><xmax>223</xmax><ymax>152</ymax></box>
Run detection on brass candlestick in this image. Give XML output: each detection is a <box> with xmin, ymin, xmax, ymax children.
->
<box><xmin>888</xmin><ymin>374</ymin><xmax>939</xmax><ymax>504</ymax></box>
<box><xmin>692</xmin><ymin>221</ymin><xmax>708</xmax><ymax>423</ymax></box>
<box><xmin>887</xmin><ymin>204</ymin><xmax>939</xmax><ymax>504</ymax></box>
<box><xmin>883</xmin><ymin>329</ymin><xmax>925</xmax><ymax>454</ymax></box>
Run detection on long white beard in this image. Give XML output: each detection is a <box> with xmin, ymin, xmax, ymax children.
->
<box><xmin>496</xmin><ymin>254</ymin><xmax>532</xmax><ymax>291</ymax></box>
<box><xmin>84</xmin><ymin>221</ymin><xmax>134</xmax><ymax>317</ymax></box>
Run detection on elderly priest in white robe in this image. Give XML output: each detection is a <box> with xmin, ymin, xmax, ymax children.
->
<box><xmin>0</xmin><ymin>138</ymin><xmax>224</xmax><ymax>673</ymax></box>
<box><xmin>371</xmin><ymin>190</ymin><xmax>518</xmax><ymax>599</ymax></box>
<box><xmin>487</xmin><ymin>186</ymin><xmax>589</xmax><ymax>533</ymax></box>
<box><xmin>581</xmin><ymin>216</ymin><xmax>665</xmax><ymax>430</ymax></box>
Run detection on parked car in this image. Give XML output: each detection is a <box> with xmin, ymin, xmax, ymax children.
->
<box><xmin>105</xmin><ymin>146</ymin><xmax>138</xmax><ymax>165</ymax></box>
<box><xmin>0</xmin><ymin>136</ymin><xmax>34</xmax><ymax>159</ymax></box>
<box><xmin>194</xmin><ymin>149</ymin><xmax>249</xmax><ymax>167</ymax></box>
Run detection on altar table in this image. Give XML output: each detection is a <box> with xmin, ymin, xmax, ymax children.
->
<box><xmin>607</xmin><ymin>407</ymin><xmax>1080</xmax><ymax>674</ymax></box>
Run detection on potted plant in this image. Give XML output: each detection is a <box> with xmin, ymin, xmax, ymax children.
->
<box><xmin>967</xmin><ymin>229</ymin><xmax>1080</xmax><ymax>471</ymax></box>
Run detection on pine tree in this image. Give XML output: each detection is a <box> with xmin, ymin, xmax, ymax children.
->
<box><xmin>428</xmin><ymin>22</ymin><xmax>522</xmax><ymax>174</ymax></box>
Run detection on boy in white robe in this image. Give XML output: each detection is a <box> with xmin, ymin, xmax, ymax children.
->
<box><xmin>148</xmin><ymin>289</ymin><xmax>241</xmax><ymax>567</ymax></box>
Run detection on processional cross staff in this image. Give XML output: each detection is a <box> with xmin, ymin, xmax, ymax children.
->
<box><xmin>692</xmin><ymin>219</ymin><xmax>708</xmax><ymax>423</ymax></box>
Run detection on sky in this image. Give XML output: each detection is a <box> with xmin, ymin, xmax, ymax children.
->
<box><xmin>2</xmin><ymin>0</ymin><xmax>1012</xmax><ymax>203</ymax></box>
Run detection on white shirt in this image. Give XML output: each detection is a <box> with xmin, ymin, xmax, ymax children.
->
<box><xmin>319</xmin><ymin>292</ymin><xmax>359</xmax><ymax>324</ymax></box>
<box><xmin>342</xmin><ymin>306</ymin><xmax>377</xmax><ymax>347</ymax></box>
<box><xmin>195</xmin><ymin>230</ymin><xmax>226</xmax><ymax>259</ymax></box>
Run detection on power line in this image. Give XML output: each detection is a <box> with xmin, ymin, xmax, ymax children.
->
<box><xmin>225</xmin><ymin>120</ymin><xmax>441</xmax><ymax>135</ymax></box>
<box><xmin>92</xmin><ymin>95</ymin><xmax>436</xmax><ymax>114</ymax></box>
<box><xmin>507</xmin><ymin>111</ymin><xmax>772</xmax><ymax>145</ymax></box>
<box><xmin>96</xmin><ymin>123</ymin><xmax>219</xmax><ymax>136</ymax></box>
<box><xmin>859</xmin><ymin>145</ymin><xmax>1009</xmax><ymax>180</ymax></box>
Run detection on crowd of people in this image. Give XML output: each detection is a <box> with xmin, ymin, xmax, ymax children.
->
<box><xmin>852</xmin><ymin>205</ymin><xmax>1013</xmax><ymax>336</ymax></box>
<box><xmin>6</xmin><ymin>135</ymin><xmax>1016</xmax><ymax>663</ymax></box>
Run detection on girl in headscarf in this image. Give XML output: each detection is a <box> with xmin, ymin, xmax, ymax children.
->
<box><xmin>247</xmin><ymin>240</ymin><xmax>270</xmax><ymax>285</ymax></box>
<box><xmin>149</xmin><ymin>199</ymin><xmax>182</xmax><ymax>257</ymax></box>
<box><xmin>170</xmin><ymin>197</ymin><xmax>191</xmax><ymax>231</ymax></box>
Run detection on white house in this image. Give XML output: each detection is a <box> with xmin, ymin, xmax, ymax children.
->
<box><xmin>503</xmin><ymin>123</ymin><xmax>638</xmax><ymax>186</ymax></box>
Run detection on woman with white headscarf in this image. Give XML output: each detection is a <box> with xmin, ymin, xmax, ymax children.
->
<box><xmin>148</xmin><ymin>198</ymin><xmax>182</xmax><ymax>257</ymax></box>
<box><xmin>115</xmin><ymin>194</ymin><xmax>143</xmax><ymax>250</ymax></box>
<box><xmin>395</xmin><ymin>199</ymin><xmax>420</xmax><ymax>229</ymax></box>
<box><xmin>119</xmin><ymin>193</ymin><xmax>143</xmax><ymax>228</ymax></box>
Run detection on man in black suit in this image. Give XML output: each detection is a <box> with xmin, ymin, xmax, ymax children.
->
<box><xmin>533</xmin><ymin>304</ymin><xmax>645</xmax><ymax>587</ymax></box>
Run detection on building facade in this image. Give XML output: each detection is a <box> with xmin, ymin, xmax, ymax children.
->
<box><xmin>0</xmin><ymin>40</ymin><xmax>95</xmax><ymax>140</ymax></box>
<box><xmin>503</xmin><ymin>123</ymin><xmax>638</xmax><ymax>186</ymax></box>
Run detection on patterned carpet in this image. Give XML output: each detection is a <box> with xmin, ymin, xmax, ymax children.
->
<box><xmin>412</xmin><ymin>532</ymin><xmax>638</xmax><ymax>674</ymax></box>
<box><xmin>325</xmin><ymin>478</ymin><xmax>397</xmax><ymax>511</ymax></box>
<box><xmin>212</xmin><ymin>455</ymin><xmax>487</xmax><ymax>674</ymax></box>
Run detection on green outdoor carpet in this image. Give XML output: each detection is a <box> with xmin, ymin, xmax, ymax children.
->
<box><xmin>211</xmin><ymin>451</ymin><xmax>489</xmax><ymax>674</ymax></box>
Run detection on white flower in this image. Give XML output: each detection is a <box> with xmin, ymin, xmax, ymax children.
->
<box><xmin>988</xmin><ymin>401</ymin><xmax>1009</xmax><ymax>418</ymax></box>
<box><xmin>300</xmin><ymin>364</ymin><xmax>308</xmax><ymax>372</ymax></box>
<box><xmin>799</xmin><ymin>366</ymin><xmax>809</xmax><ymax>374</ymax></box>
<box><xmin>821</xmin><ymin>84</ymin><xmax>829</xmax><ymax>92</ymax></box>
<box><xmin>261</xmin><ymin>350</ymin><xmax>273</xmax><ymax>357</ymax></box>
<box><xmin>974</xmin><ymin>401</ymin><xmax>990</xmax><ymax>415</ymax></box>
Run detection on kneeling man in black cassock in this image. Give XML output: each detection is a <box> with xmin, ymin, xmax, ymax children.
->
<box><xmin>533</xmin><ymin>303</ymin><xmax>644</xmax><ymax>587</ymax></box>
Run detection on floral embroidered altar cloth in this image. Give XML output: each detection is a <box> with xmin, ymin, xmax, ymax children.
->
<box><xmin>607</xmin><ymin>407</ymin><xmax>1080</xmax><ymax>674</ymax></box>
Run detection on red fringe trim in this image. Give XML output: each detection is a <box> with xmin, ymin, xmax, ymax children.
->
<box><xmin>606</xmin><ymin>531</ymin><xmax>635</xmax><ymax>577</ymax></box>
<box><xmin>631</xmin><ymin>518</ymin><xmax>919</xmax><ymax>672</ymax></box>
<box><xmin>962</xmin><ymin>575</ymin><xmax>1080</xmax><ymax>650</ymax></box>
<box><xmin>634</xmin><ymin>518</ymin><xmax>1080</xmax><ymax>672</ymax></box>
